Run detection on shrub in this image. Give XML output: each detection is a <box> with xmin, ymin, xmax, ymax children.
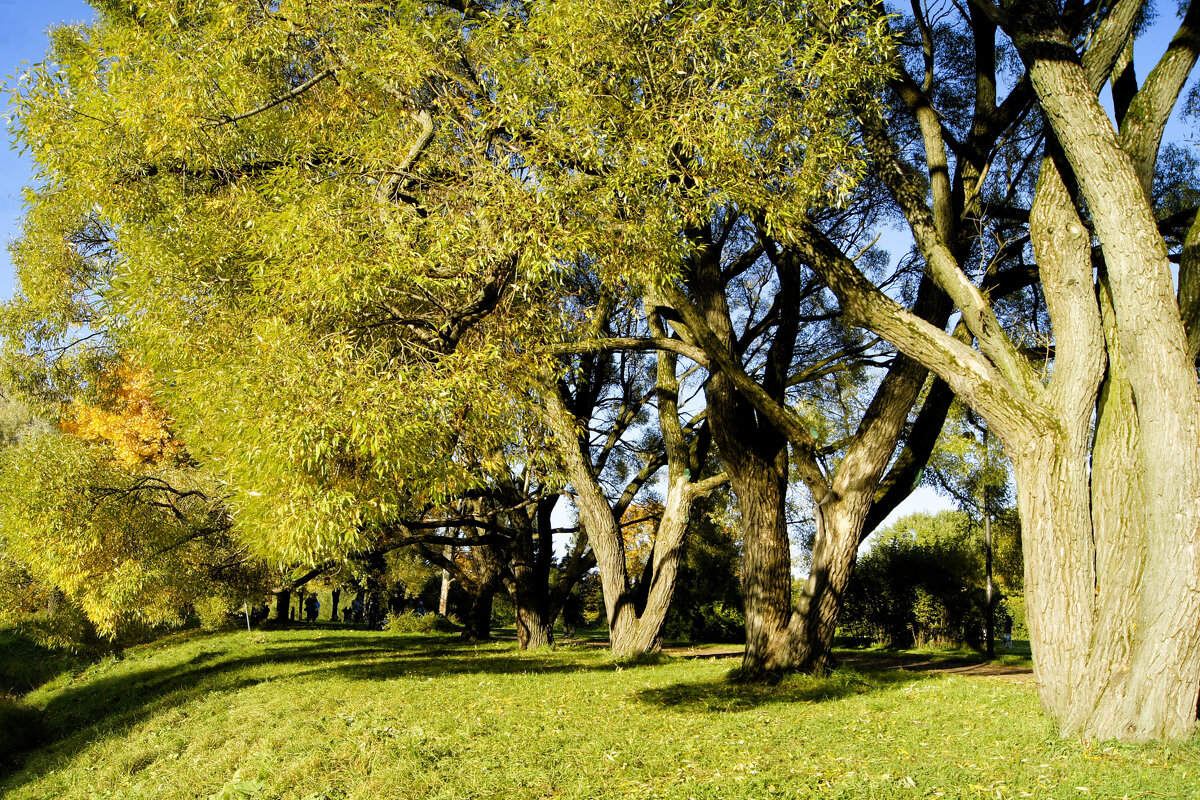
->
<box><xmin>839</xmin><ymin>533</ymin><xmax>1014</xmax><ymax>649</ymax></box>
<box><xmin>193</xmin><ymin>595</ymin><xmax>243</xmax><ymax>631</ymax></box>
<box><xmin>382</xmin><ymin>611</ymin><xmax>458</xmax><ymax>634</ymax></box>
<box><xmin>664</xmin><ymin>601</ymin><xmax>745</xmax><ymax>643</ymax></box>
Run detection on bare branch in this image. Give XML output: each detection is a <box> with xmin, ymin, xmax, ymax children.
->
<box><xmin>205</xmin><ymin>69</ymin><xmax>336</xmax><ymax>128</ymax></box>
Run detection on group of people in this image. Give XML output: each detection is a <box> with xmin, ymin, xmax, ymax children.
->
<box><xmin>339</xmin><ymin>595</ymin><xmax>376</xmax><ymax>627</ymax></box>
<box><xmin>291</xmin><ymin>593</ymin><xmax>378</xmax><ymax>627</ymax></box>
<box><xmin>303</xmin><ymin>594</ymin><xmax>320</xmax><ymax>623</ymax></box>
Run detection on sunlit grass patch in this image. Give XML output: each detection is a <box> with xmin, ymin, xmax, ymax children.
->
<box><xmin>1</xmin><ymin>629</ymin><xmax>1195</xmax><ymax>799</ymax></box>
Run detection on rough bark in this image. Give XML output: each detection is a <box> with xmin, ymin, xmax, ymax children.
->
<box><xmin>506</xmin><ymin>502</ymin><xmax>555</xmax><ymax>649</ymax></box>
<box><xmin>1014</xmin><ymin>13</ymin><xmax>1200</xmax><ymax>741</ymax></box>
<box><xmin>541</xmin><ymin>321</ymin><xmax>725</xmax><ymax>660</ymax></box>
<box><xmin>796</xmin><ymin>1</ymin><xmax>1200</xmax><ymax>739</ymax></box>
<box><xmin>1182</xmin><ymin>211</ymin><xmax>1200</xmax><ymax>361</ymax></box>
<box><xmin>460</xmin><ymin>582</ymin><xmax>496</xmax><ymax>642</ymax></box>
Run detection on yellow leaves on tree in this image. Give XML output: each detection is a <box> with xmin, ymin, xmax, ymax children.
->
<box><xmin>621</xmin><ymin>500</ymin><xmax>664</xmax><ymax>578</ymax></box>
<box><xmin>61</xmin><ymin>366</ymin><xmax>186</xmax><ymax>469</ymax></box>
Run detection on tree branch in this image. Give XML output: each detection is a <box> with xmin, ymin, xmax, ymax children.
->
<box><xmin>205</xmin><ymin>69</ymin><xmax>336</xmax><ymax>128</ymax></box>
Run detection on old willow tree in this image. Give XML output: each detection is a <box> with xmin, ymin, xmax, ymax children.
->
<box><xmin>5</xmin><ymin>0</ymin><xmax>884</xmax><ymax>654</ymax></box>
<box><xmin>768</xmin><ymin>0</ymin><xmax>1200</xmax><ymax>741</ymax></box>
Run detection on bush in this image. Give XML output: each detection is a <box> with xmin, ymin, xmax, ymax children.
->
<box><xmin>0</xmin><ymin>695</ymin><xmax>46</xmax><ymax>759</ymax></box>
<box><xmin>382</xmin><ymin>611</ymin><xmax>458</xmax><ymax>634</ymax></box>
<box><xmin>490</xmin><ymin>592</ymin><xmax>516</xmax><ymax>626</ymax></box>
<box><xmin>839</xmin><ymin>532</ymin><xmax>1017</xmax><ymax>649</ymax></box>
<box><xmin>193</xmin><ymin>595</ymin><xmax>244</xmax><ymax>631</ymax></box>
<box><xmin>664</xmin><ymin>601</ymin><xmax>745</xmax><ymax>643</ymax></box>
<box><xmin>14</xmin><ymin>605</ymin><xmax>116</xmax><ymax>656</ymax></box>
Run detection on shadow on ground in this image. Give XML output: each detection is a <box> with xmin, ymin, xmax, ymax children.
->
<box><xmin>635</xmin><ymin>666</ymin><xmax>933</xmax><ymax>713</ymax></box>
<box><xmin>0</xmin><ymin>631</ymin><xmax>609</xmax><ymax>789</ymax></box>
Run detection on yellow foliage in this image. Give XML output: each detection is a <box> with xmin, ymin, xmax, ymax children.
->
<box><xmin>60</xmin><ymin>366</ymin><xmax>186</xmax><ymax>469</ymax></box>
<box><xmin>621</xmin><ymin>500</ymin><xmax>663</xmax><ymax>577</ymax></box>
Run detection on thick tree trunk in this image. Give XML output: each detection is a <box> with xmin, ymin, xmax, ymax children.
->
<box><xmin>513</xmin><ymin>602</ymin><xmax>554</xmax><ymax>648</ymax></box>
<box><xmin>509</xmin><ymin>559</ymin><xmax>554</xmax><ymax>649</ymax></box>
<box><xmin>1015</xmin><ymin>29</ymin><xmax>1200</xmax><ymax>740</ymax></box>
<box><xmin>460</xmin><ymin>582</ymin><xmax>496</xmax><ymax>642</ymax></box>
<box><xmin>505</xmin><ymin>497</ymin><xmax>556</xmax><ymax>650</ymax></box>
<box><xmin>786</xmin><ymin>504</ymin><xmax>867</xmax><ymax>673</ymax></box>
<box><xmin>330</xmin><ymin>589</ymin><xmax>341</xmax><ymax>622</ymax></box>
<box><xmin>1011</xmin><ymin>413</ymin><xmax>1200</xmax><ymax>741</ymax></box>
<box><xmin>719</xmin><ymin>429</ymin><xmax>791</xmax><ymax>678</ymax></box>
<box><xmin>274</xmin><ymin>590</ymin><xmax>290</xmax><ymax>622</ymax></box>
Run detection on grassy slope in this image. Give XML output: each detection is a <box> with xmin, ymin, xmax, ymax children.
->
<box><xmin>2</xmin><ymin>628</ymin><xmax>1197</xmax><ymax>800</ymax></box>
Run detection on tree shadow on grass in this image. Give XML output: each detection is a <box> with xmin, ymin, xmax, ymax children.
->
<box><xmin>636</xmin><ymin>667</ymin><xmax>934</xmax><ymax>713</ymax></box>
<box><xmin>0</xmin><ymin>631</ymin><xmax>610</xmax><ymax>790</ymax></box>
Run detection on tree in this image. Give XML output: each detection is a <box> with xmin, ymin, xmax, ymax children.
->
<box><xmin>59</xmin><ymin>365</ymin><xmax>187</xmax><ymax>469</ymax></box>
<box><xmin>840</xmin><ymin>509</ymin><xmax>1022</xmax><ymax>647</ymax></box>
<box><xmin>500</xmin><ymin>3</ymin><xmax>957</xmax><ymax>674</ymax></box>
<box><xmin>11</xmin><ymin>0</ymin><xmax>1195</xmax><ymax>741</ymax></box>
<box><xmin>0</xmin><ymin>374</ymin><xmax>269</xmax><ymax>643</ymax></box>
<box><xmin>771</xmin><ymin>0</ymin><xmax>1200</xmax><ymax>741</ymax></box>
<box><xmin>5</xmin><ymin>0</ymin><xmax>886</xmax><ymax>664</ymax></box>
<box><xmin>542</xmin><ymin>297</ymin><xmax>727</xmax><ymax>659</ymax></box>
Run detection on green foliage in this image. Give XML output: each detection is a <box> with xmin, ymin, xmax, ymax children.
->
<box><xmin>489</xmin><ymin>590</ymin><xmax>516</xmax><ymax>627</ymax></box>
<box><xmin>382</xmin><ymin>610</ymin><xmax>457</xmax><ymax>634</ymax></box>
<box><xmin>840</xmin><ymin>510</ymin><xmax>1022</xmax><ymax>648</ymax></box>
<box><xmin>193</xmin><ymin>596</ymin><xmax>245</xmax><ymax>632</ymax></box>
<box><xmin>0</xmin><ymin>429</ymin><xmax>271</xmax><ymax>640</ymax></box>
<box><xmin>666</xmin><ymin>601</ymin><xmax>745</xmax><ymax>644</ymax></box>
<box><xmin>665</xmin><ymin>487</ymin><xmax>745</xmax><ymax>643</ymax></box>
<box><xmin>380</xmin><ymin>549</ymin><xmax>440</xmax><ymax>600</ymax></box>
<box><xmin>3</xmin><ymin>0</ymin><xmax>896</xmax><ymax>571</ymax></box>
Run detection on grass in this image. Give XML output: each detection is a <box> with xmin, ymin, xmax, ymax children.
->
<box><xmin>0</xmin><ymin>627</ymin><xmax>1196</xmax><ymax>799</ymax></box>
<box><xmin>0</xmin><ymin>627</ymin><xmax>93</xmax><ymax>695</ymax></box>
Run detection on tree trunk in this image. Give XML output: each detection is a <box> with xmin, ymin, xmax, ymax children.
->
<box><xmin>786</xmin><ymin>503</ymin><xmax>868</xmax><ymax>673</ymax></box>
<box><xmin>274</xmin><ymin>590</ymin><xmax>290</xmax><ymax>622</ymax></box>
<box><xmin>508</xmin><ymin>556</ymin><xmax>554</xmax><ymax>649</ymax></box>
<box><xmin>513</xmin><ymin>599</ymin><xmax>554</xmax><ymax>648</ymax></box>
<box><xmin>505</xmin><ymin>497</ymin><xmax>556</xmax><ymax>650</ymax></box>
<box><xmin>330</xmin><ymin>589</ymin><xmax>341</xmax><ymax>622</ymax></box>
<box><xmin>541</xmin><ymin>353</ymin><xmax>721</xmax><ymax>662</ymax></box>
<box><xmin>460</xmin><ymin>550</ymin><xmax>503</xmax><ymax>642</ymax></box>
<box><xmin>718</xmin><ymin>426</ymin><xmax>791</xmax><ymax>678</ymax></box>
<box><xmin>460</xmin><ymin>583</ymin><xmax>496</xmax><ymax>642</ymax></box>
<box><xmin>1016</xmin><ymin>26</ymin><xmax>1200</xmax><ymax>740</ymax></box>
<box><xmin>439</xmin><ymin>545</ymin><xmax>452</xmax><ymax>616</ymax></box>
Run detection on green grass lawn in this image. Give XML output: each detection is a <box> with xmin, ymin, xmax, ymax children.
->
<box><xmin>2</xmin><ymin>628</ymin><xmax>1197</xmax><ymax>799</ymax></box>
